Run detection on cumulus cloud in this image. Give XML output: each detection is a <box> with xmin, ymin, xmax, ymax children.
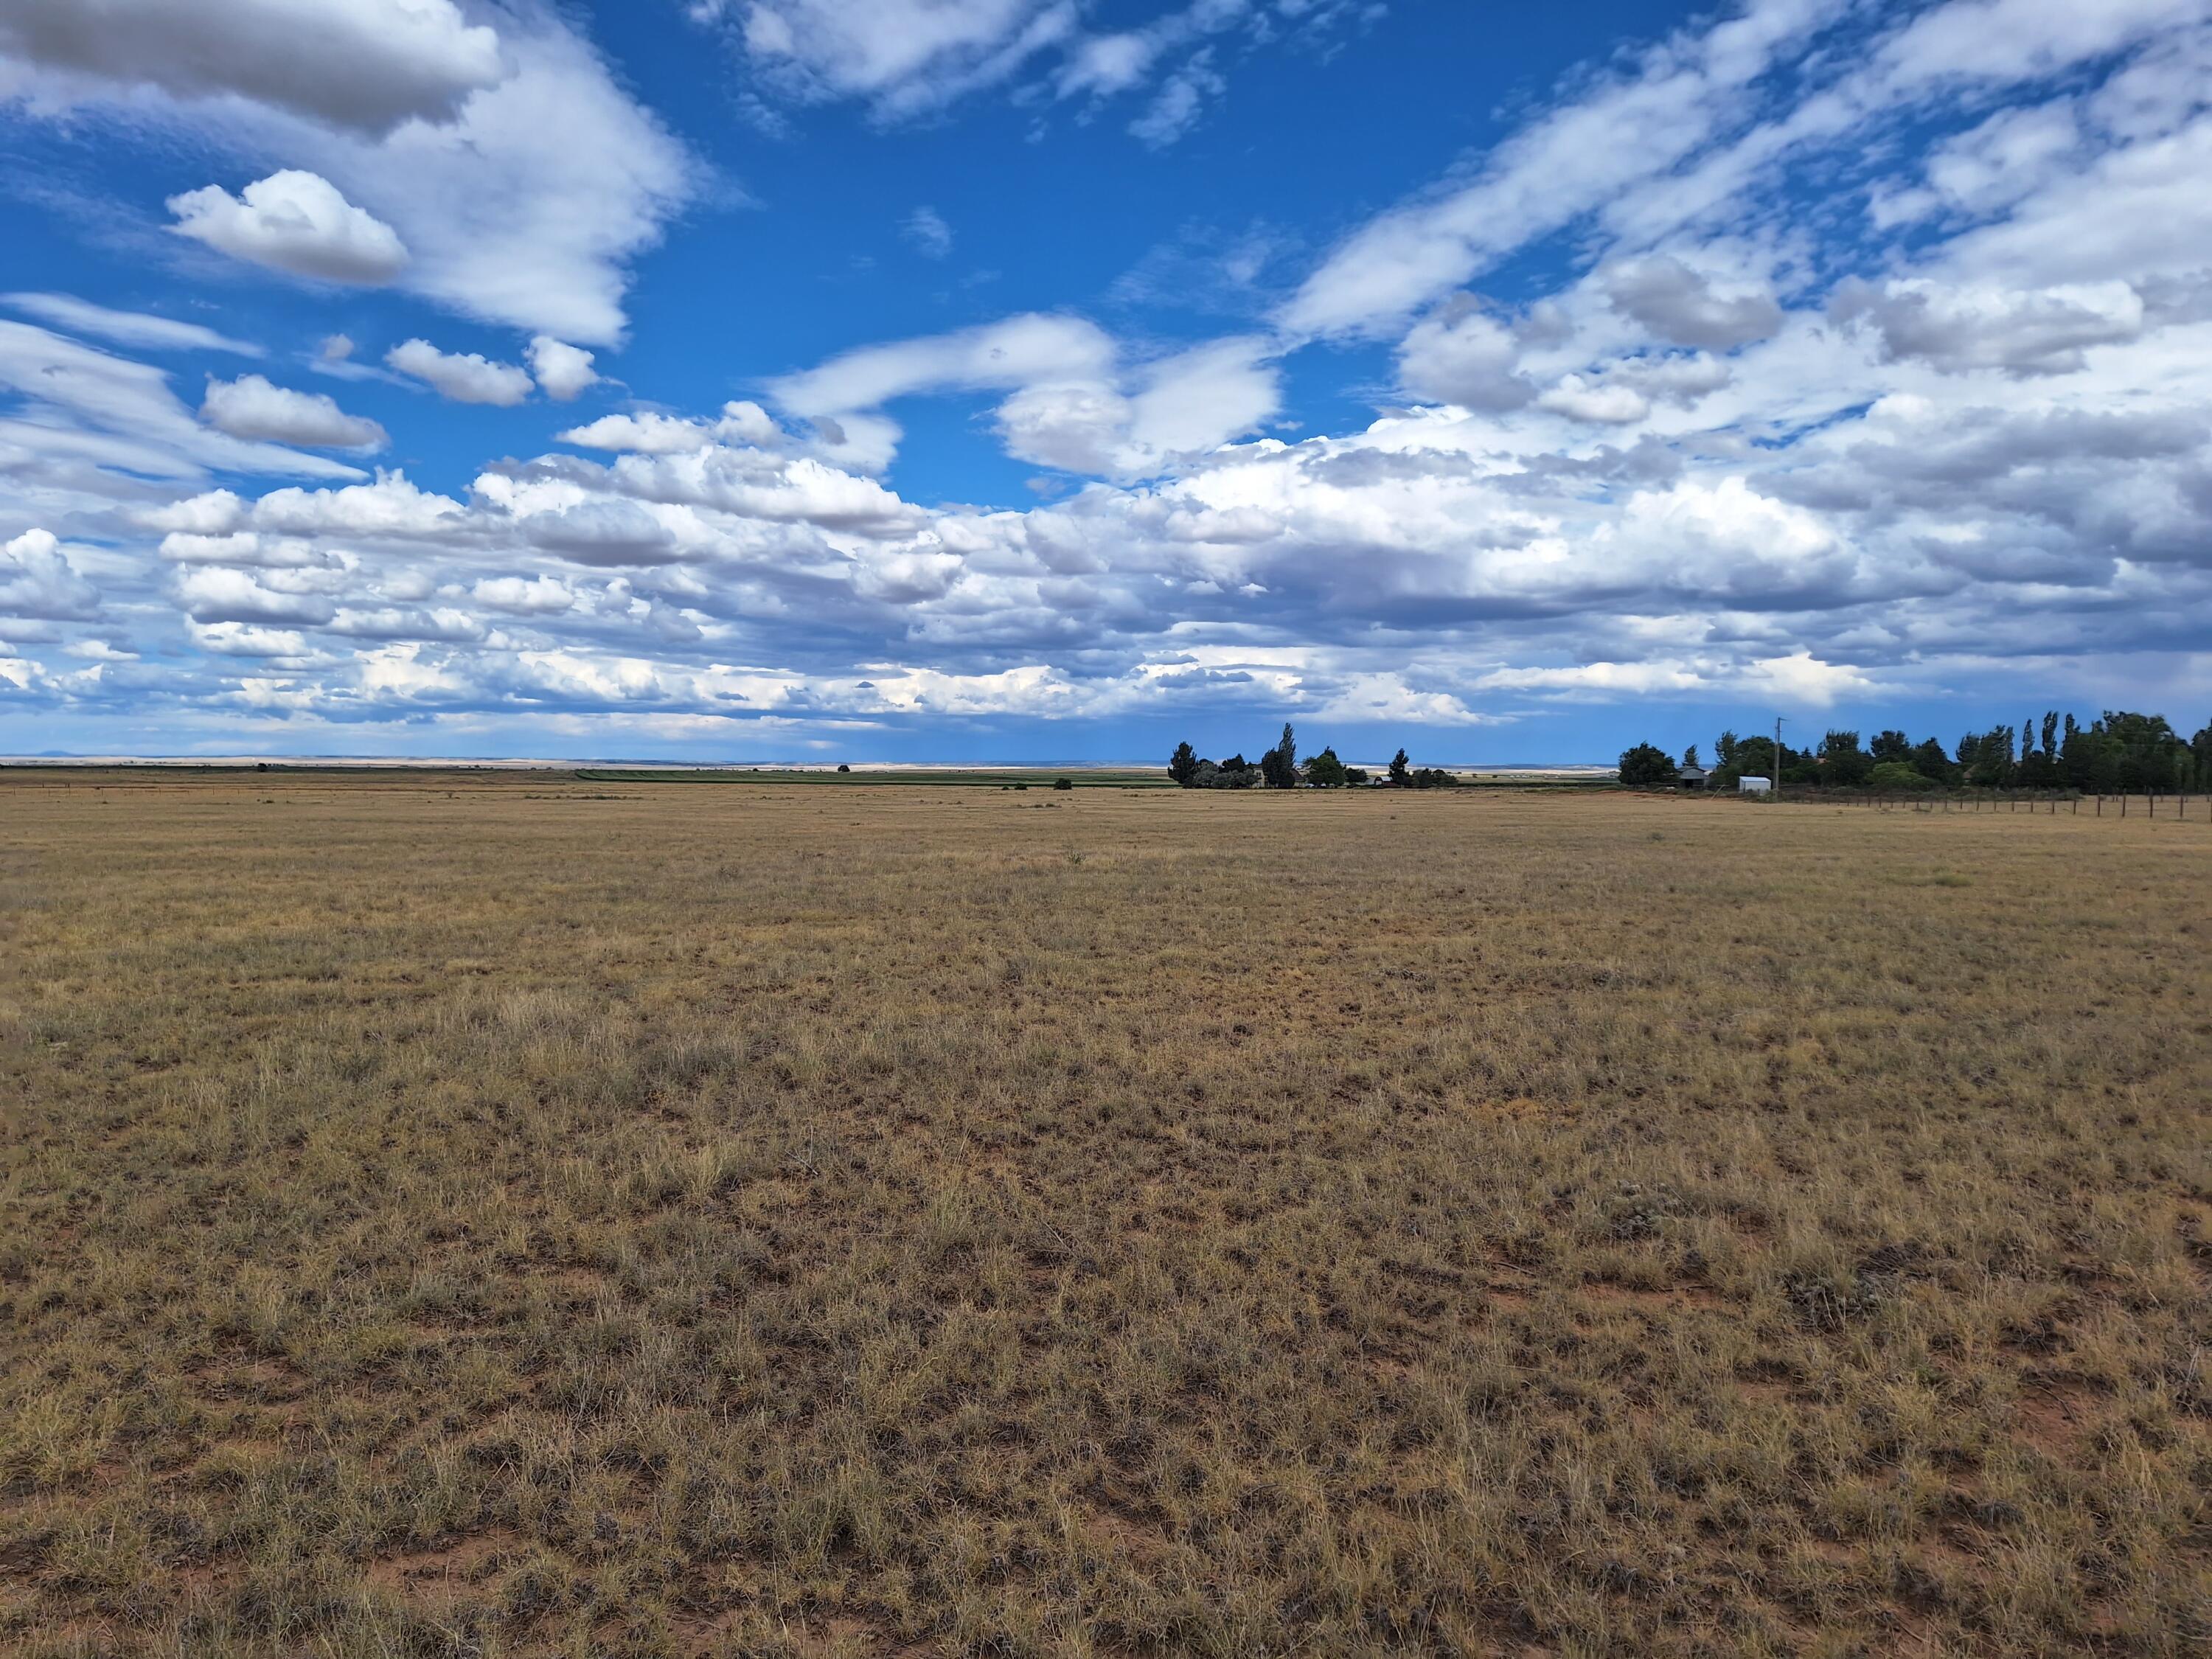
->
<box><xmin>200</xmin><ymin>375</ymin><xmax>387</xmax><ymax>449</ymax></box>
<box><xmin>1397</xmin><ymin>300</ymin><xmax>1534</xmax><ymax>411</ymax></box>
<box><xmin>386</xmin><ymin>338</ymin><xmax>535</xmax><ymax>406</ymax></box>
<box><xmin>558</xmin><ymin>402</ymin><xmax>780</xmax><ymax>454</ymax></box>
<box><xmin>527</xmin><ymin>336</ymin><xmax>599</xmax><ymax>401</ymax></box>
<box><xmin>0</xmin><ymin>0</ymin><xmax>505</xmax><ymax>135</ymax></box>
<box><xmin>1832</xmin><ymin>278</ymin><xmax>2145</xmax><ymax>376</ymax></box>
<box><xmin>172</xmin><ymin>565</ymin><xmax>335</xmax><ymax>626</ymax></box>
<box><xmin>0</xmin><ymin>529</ymin><xmax>100</xmax><ymax>620</ymax></box>
<box><xmin>1604</xmin><ymin>256</ymin><xmax>1784</xmax><ymax>350</ymax></box>
<box><xmin>471</xmin><ymin>575</ymin><xmax>576</xmax><ymax>615</ymax></box>
<box><xmin>167</xmin><ymin>170</ymin><xmax>408</xmax><ymax>284</ymax></box>
<box><xmin>1</xmin><ymin>293</ymin><xmax>260</xmax><ymax>356</ymax></box>
<box><xmin>517</xmin><ymin>500</ymin><xmax>680</xmax><ymax>567</ymax></box>
<box><xmin>10</xmin><ymin>13</ymin><xmax>694</xmax><ymax>344</ymax></box>
<box><xmin>1537</xmin><ymin>375</ymin><xmax>1650</xmax><ymax>425</ymax></box>
<box><xmin>10</xmin><ymin>0</ymin><xmax>2212</xmax><ymax>747</ymax></box>
<box><xmin>187</xmin><ymin>619</ymin><xmax>314</xmax><ymax>658</ymax></box>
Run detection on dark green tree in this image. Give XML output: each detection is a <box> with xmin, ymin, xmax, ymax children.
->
<box><xmin>1870</xmin><ymin>730</ymin><xmax>1910</xmax><ymax>762</ymax></box>
<box><xmin>1168</xmin><ymin>741</ymin><xmax>1200</xmax><ymax>786</ymax></box>
<box><xmin>1819</xmin><ymin>730</ymin><xmax>1872</xmax><ymax>786</ymax></box>
<box><xmin>1618</xmin><ymin>742</ymin><xmax>1680</xmax><ymax>787</ymax></box>
<box><xmin>1868</xmin><ymin>761</ymin><xmax>1934</xmax><ymax>792</ymax></box>
<box><xmin>1259</xmin><ymin>744</ymin><xmax>1296</xmax><ymax>789</ymax></box>
<box><xmin>1683</xmin><ymin>743</ymin><xmax>1700</xmax><ymax>768</ymax></box>
<box><xmin>1306</xmin><ymin>748</ymin><xmax>1348</xmax><ymax>787</ymax></box>
<box><xmin>2098</xmin><ymin>711</ymin><xmax>2184</xmax><ymax>792</ymax></box>
<box><xmin>1388</xmin><ymin>748</ymin><xmax>1411</xmax><ymax>786</ymax></box>
<box><xmin>1962</xmin><ymin>726</ymin><xmax>2014</xmax><ymax>787</ymax></box>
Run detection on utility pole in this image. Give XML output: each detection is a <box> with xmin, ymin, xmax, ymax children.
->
<box><xmin>1774</xmin><ymin>716</ymin><xmax>1786</xmax><ymax>803</ymax></box>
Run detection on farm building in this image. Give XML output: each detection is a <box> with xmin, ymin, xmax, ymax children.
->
<box><xmin>1739</xmin><ymin>776</ymin><xmax>1773</xmax><ymax>796</ymax></box>
<box><xmin>1677</xmin><ymin>765</ymin><xmax>1708</xmax><ymax>788</ymax></box>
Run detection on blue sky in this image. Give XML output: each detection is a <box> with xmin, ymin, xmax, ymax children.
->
<box><xmin>2</xmin><ymin>0</ymin><xmax>2209</xmax><ymax>765</ymax></box>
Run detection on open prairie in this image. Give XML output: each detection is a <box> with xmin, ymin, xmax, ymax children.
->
<box><xmin>1</xmin><ymin>773</ymin><xmax>2208</xmax><ymax>1658</ymax></box>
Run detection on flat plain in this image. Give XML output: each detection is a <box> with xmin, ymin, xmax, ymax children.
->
<box><xmin>1</xmin><ymin>772</ymin><xmax>2207</xmax><ymax>1658</ymax></box>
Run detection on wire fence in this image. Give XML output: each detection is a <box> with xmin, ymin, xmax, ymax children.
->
<box><xmin>1691</xmin><ymin>787</ymin><xmax>2206</xmax><ymax>818</ymax></box>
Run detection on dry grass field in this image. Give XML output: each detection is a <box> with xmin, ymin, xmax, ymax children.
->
<box><xmin>1</xmin><ymin>772</ymin><xmax>2208</xmax><ymax>1658</ymax></box>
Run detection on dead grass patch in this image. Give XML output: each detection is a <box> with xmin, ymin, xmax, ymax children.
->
<box><xmin>1</xmin><ymin>771</ymin><xmax>2207</xmax><ymax>1655</ymax></box>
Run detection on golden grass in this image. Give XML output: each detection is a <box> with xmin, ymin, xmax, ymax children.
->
<box><xmin>1</xmin><ymin>772</ymin><xmax>2208</xmax><ymax>1657</ymax></box>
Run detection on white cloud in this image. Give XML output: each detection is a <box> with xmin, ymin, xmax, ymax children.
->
<box><xmin>773</xmin><ymin>315</ymin><xmax>1276</xmax><ymax>478</ymax></box>
<box><xmin>902</xmin><ymin>206</ymin><xmax>953</xmax><ymax>258</ymax></box>
<box><xmin>527</xmin><ymin>336</ymin><xmax>599</xmax><ymax>401</ymax></box>
<box><xmin>1124</xmin><ymin>336</ymin><xmax>1279</xmax><ymax>464</ymax></box>
<box><xmin>0</xmin><ymin>0</ymin><xmax>505</xmax><ymax>135</ymax></box>
<box><xmin>721</xmin><ymin>0</ymin><xmax>1361</xmax><ymax>136</ymax></box>
<box><xmin>386</xmin><ymin>338</ymin><xmax>534</xmax><ymax>406</ymax></box>
<box><xmin>1</xmin><ymin>293</ymin><xmax>261</xmax><ymax>356</ymax></box>
<box><xmin>172</xmin><ymin>565</ymin><xmax>335</xmax><ymax>625</ymax></box>
<box><xmin>1536</xmin><ymin>375</ymin><xmax>1650</xmax><ymax>425</ymax></box>
<box><xmin>1833</xmin><ymin>279</ymin><xmax>2146</xmax><ymax>376</ymax></box>
<box><xmin>11</xmin><ymin>14</ymin><xmax>694</xmax><ymax>344</ymax></box>
<box><xmin>1397</xmin><ymin>301</ymin><xmax>1533</xmax><ymax>411</ymax></box>
<box><xmin>11</xmin><ymin>0</ymin><xmax>2212</xmax><ymax>747</ymax></box>
<box><xmin>0</xmin><ymin>319</ymin><xmax>363</xmax><ymax>492</ymax></box>
<box><xmin>1057</xmin><ymin>30</ymin><xmax>1158</xmax><ymax>97</ymax></box>
<box><xmin>1604</xmin><ymin>256</ymin><xmax>1783</xmax><ymax>350</ymax></box>
<box><xmin>1280</xmin><ymin>0</ymin><xmax>1850</xmax><ymax>336</ymax></box>
<box><xmin>248</xmin><ymin>473</ymin><xmax>467</xmax><ymax>539</ymax></box>
<box><xmin>559</xmin><ymin>411</ymin><xmax>718</xmax><ymax>455</ymax></box>
<box><xmin>201</xmin><ymin>375</ymin><xmax>387</xmax><ymax>449</ymax></box>
<box><xmin>187</xmin><ymin>619</ymin><xmax>313</xmax><ymax>658</ymax></box>
<box><xmin>558</xmin><ymin>402</ymin><xmax>780</xmax><ymax>454</ymax></box>
<box><xmin>734</xmin><ymin>0</ymin><xmax>1076</xmax><ymax>115</ymax></box>
<box><xmin>1129</xmin><ymin>49</ymin><xmax>1225</xmax><ymax>148</ymax></box>
<box><xmin>0</xmin><ymin>529</ymin><xmax>100</xmax><ymax>619</ymax></box>
<box><xmin>168</xmin><ymin>170</ymin><xmax>408</xmax><ymax>284</ymax></box>
<box><xmin>471</xmin><ymin>575</ymin><xmax>576</xmax><ymax>615</ymax></box>
<box><xmin>773</xmin><ymin>313</ymin><xmax>1117</xmax><ymax>417</ymax></box>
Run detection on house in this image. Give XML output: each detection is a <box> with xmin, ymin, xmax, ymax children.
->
<box><xmin>1677</xmin><ymin>765</ymin><xmax>1708</xmax><ymax>789</ymax></box>
<box><xmin>1739</xmin><ymin>776</ymin><xmax>1773</xmax><ymax>796</ymax></box>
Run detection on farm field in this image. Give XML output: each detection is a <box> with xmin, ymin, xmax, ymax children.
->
<box><xmin>1</xmin><ymin>773</ymin><xmax>2208</xmax><ymax>1658</ymax></box>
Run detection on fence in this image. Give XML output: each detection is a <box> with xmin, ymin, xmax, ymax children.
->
<box><xmin>1704</xmin><ymin>787</ymin><xmax>2204</xmax><ymax>818</ymax></box>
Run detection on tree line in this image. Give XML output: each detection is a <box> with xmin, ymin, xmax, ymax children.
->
<box><xmin>1621</xmin><ymin>710</ymin><xmax>2212</xmax><ymax>792</ymax></box>
<box><xmin>1168</xmin><ymin>726</ymin><xmax>1458</xmax><ymax>789</ymax></box>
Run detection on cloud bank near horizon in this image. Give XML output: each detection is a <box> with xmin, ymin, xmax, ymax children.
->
<box><xmin>3</xmin><ymin>0</ymin><xmax>2211</xmax><ymax>756</ymax></box>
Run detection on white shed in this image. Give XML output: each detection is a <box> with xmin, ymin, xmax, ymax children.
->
<box><xmin>1739</xmin><ymin>776</ymin><xmax>1773</xmax><ymax>796</ymax></box>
